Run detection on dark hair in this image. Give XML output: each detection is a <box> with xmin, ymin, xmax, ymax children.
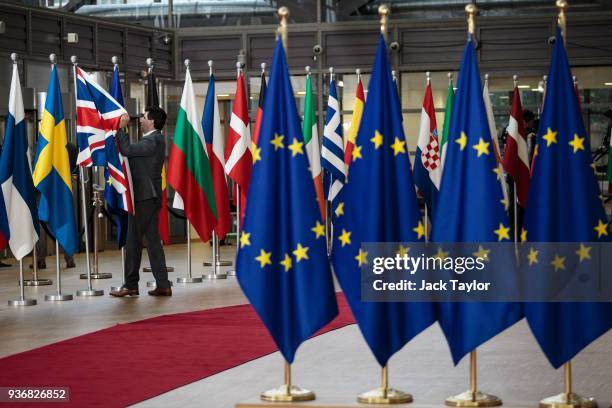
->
<box><xmin>145</xmin><ymin>106</ymin><xmax>167</xmax><ymax>130</ymax></box>
<box><xmin>523</xmin><ymin>109</ymin><xmax>535</xmax><ymax>123</ymax></box>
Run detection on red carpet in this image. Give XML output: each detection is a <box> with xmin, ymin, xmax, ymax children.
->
<box><xmin>0</xmin><ymin>294</ymin><xmax>353</xmax><ymax>407</ymax></box>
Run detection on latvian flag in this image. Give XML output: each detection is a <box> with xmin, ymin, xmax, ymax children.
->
<box><xmin>75</xmin><ymin>67</ymin><xmax>133</xmax><ymax>213</ymax></box>
<box><xmin>502</xmin><ymin>86</ymin><xmax>530</xmax><ymax>207</ymax></box>
<box><xmin>414</xmin><ymin>81</ymin><xmax>441</xmax><ymax>218</ymax></box>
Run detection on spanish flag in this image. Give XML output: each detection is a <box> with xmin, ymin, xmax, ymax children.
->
<box><xmin>32</xmin><ymin>65</ymin><xmax>78</xmax><ymax>256</ymax></box>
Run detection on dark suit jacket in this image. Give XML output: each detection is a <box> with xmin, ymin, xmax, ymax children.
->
<box><xmin>117</xmin><ymin>129</ymin><xmax>165</xmax><ymax>203</ymax></box>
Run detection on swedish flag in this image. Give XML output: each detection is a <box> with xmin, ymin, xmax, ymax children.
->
<box><xmin>236</xmin><ymin>39</ymin><xmax>338</xmax><ymax>363</ymax></box>
<box><xmin>523</xmin><ymin>28</ymin><xmax>612</xmax><ymax>369</ymax></box>
<box><xmin>331</xmin><ymin>35</ymin><xmax>436</xmax><ymax>367</ymax></box>
<box><xmin>32</xmin><ymin>65</ymin><xmax>78</xmax><ymax>256</ymax></box>
<box><xmin>431</xmin><ymin>36</ymin><xmax>522</xmax><ymax>364</ymax></box>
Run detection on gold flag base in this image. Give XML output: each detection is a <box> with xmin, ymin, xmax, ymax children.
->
<box><xmin>445</xmin><ymin>390</ymin><xmax>502</xmax><ymax>407</ymax></box>
<box><xmin>357</xmin><ymin>387</ymin><xmax>413</xmax><ymax>405</ymax></box>
<box><xmin>539</xmin><ymin>393</ymin><xmax>597</xmax><ymax>408</ymax></box>
<box><xmin>260</xmin><ymin>385</ymin><xmax>315</xmax><ymax>402</ymax></box>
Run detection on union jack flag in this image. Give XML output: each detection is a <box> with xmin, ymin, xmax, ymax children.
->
<box><xmin>75</xmin><ymin>67</ymin><xmax>134</xmax><ymax>214</ymax></box>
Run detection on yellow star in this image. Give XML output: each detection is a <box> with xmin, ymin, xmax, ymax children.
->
<box><xmin>413</xmin><ymin>221</ymin><xmax>425</xmax><ymax>240</ymax></box>
<box><xmin>280</xmin><ymin>253</ymin><xmax>293</xmax><ymax>272</ymax></box>
<box><xmin>239</xmin><ymin>231</ymin><xmax>251</xmax><ymax>248</ymax></box>
<box><xmin>527</xmin><ymin>247</ymin><xmax>539</xmax><ymax>266</ymax></box>
<box><xmin>433</xmin><ymin>246</ymin><xmax>449</xmax><ymax>260</ymax></box>
<box><xmin>355</xmin><ymin>248</ymin><xmax>368</xmax><ymax>267</ymax></box>
<box><xmin>397</xmin><ymin>245</ymin><xmax>410</xmax><ymax>257</ymax></box>
<box><xmin>391</xmin><ymin>137</ymin><xmax>406</xmax><ymax>156</ymax></box>
<box><xmin>493</xmin><ymin>167</ymin><xmax>502</xmax><ymax>180</ymax></box>
<box><xmin>520</xmin><ymin>228</ymin><xmax>527</xmax><ymax>243</ymax></box>
<box><xmin>338</xmin><ymin>229</ymin><xmax>352</xmax><ymax>247</ymax></box>
<box><xmin>293</xmin><ymin>243</ymin><xmax>309</xmax><ymax>262</ymax></box>
<box><xmin>311</xmin><ymin>221</ymin><xmax>325</xmax><ymax>239</ymax></box>
<box><xmin>543</xmin><ymin>128</ymin><xmax>557</xmax><ymax>147</ymax></box>
<box><xmin>252</xmin><ymin>142</ymin><xmax>261</xmax><ymax>163</ymax></box>
<box><xmin>551</xmin><ymin>254</ymin><xmax>566</xmax><ymax>271</ymax></box>
<box><xmin>271</xmin><ymin>133</ymin><xmax>284</xmax><ymax>151</ymax></box>
<box><xmin>472</xmin><ymin>137</ymin><xmax>490</xmax><ymax>157</ymax></box>
<box><xmin>576</xmin><ymin>243</ymin><xmax>591</xmax><ymax>262</ymax></box>
<box><xmin>473</xmin><ymin>245</ymin><xmax>490</xmax><ymax>261</ymax></box>
<box><xmin>568</xmin><ymin>134</ymin><xmax>585</xmax><ymax>153</ymax></box>
<box><xmin>288</xmin><ymin>137</ymin><xmax>304</xmax><ymax>156</ymax></box>
<box><xmin>456</xmin><ymin>132</ymin><xmax>467</xmax><ymax>151</ymax></box>
<box><xmin>494</xmin><ymin>223</ymin><xmax>511</xmax><ymax>241</ymax></box>
<box><xmin>335</xmin><ymin>202</ymin><xmax>344</xmax><ymax>217</ymax></box>
<box><xmin>594</xmin><ymin>219</ymin><xmax>609</xmax><ymax>238</ymax></box>
<box><xmin>371</xmin><ymin>130</ymin><xmax>383</xmax><ymax>149</ymax></box>
<box><xmin>352</xmin><ymin>144</ymin><xmax>362</xmax><ymax>161</ymax></box>
<box><xmin>255</xmin><ymin>249</ymin><xmax>272</xmax><ymax>268</ymax></box>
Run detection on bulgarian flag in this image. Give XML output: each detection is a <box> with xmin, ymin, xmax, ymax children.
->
<box><xmin>440</xmin><ymin>77</ymin><xmax>454</xmax><ymax>171</ymax></box>
<box><xmin>303</xmin><ymin>72</ymin><xmax>325</xmax><ymax>219</ymax></box>
<box><xmin>168</xmin><ymin>68</ymin><xmax>217</xmax><ymax>242</ymax></box>
<box><xmin>344</xmin><ymin>74</ymin><xmax>365</xmax><ymax>167</ymax></box>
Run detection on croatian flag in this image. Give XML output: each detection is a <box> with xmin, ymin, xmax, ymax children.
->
<box><xmin>75</xmin><ymin>67</ymin><xmax>133</xmax><ymax>214</ymax></box>
<box><xmin>414</xmin><ymin>81</ymin><xmax>441</xmax><ymax>219</ymax></box>
<box><xmin>0</xmin><ymin>60</ymin><xmax>39</xmax><ymax>259</ymax></box>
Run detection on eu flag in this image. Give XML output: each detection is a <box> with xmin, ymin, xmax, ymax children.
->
<box><xmin>105</xmin><ymin>65</ymin><xmax>129</xmax><ymax>247</ymax></box>
<box><xmin>331</xmin><ymin>35</ymin><xmax>436</xmax><ymax>367</ymax></box>
<box><xmin>431</xmin><ymin>37</ymin><xmax>522</xmax><ymax>364</ymax></box>
<box><xmin>236</xmin><ymin>39</ymin><xmax>338</xmax><ymax>364</ymax></box>
<box><xmin>523</xmin><ymin>29</ymin><xmax>611</xmax><ymax>369</ymax></box>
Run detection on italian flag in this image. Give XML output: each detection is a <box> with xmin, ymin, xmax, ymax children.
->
<box><xmin>167</xmin><ymin>69</ymin><xmax>217</xmax><ymax>242</ymax></box>
<box><xmin>440</xmin><ymin>79</ymin><xmax>455</xmax><ymax>171</ymax></box>
<box><xmin>303</xmin><ymin>74</ymin><xmax>325</xmax><ymax>220</ymax></box>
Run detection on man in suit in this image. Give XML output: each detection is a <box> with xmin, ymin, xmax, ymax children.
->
<box><xmin>110</xmin><ymin>106</ymin><xmax>172</xmax><ymax>297</ymax></box>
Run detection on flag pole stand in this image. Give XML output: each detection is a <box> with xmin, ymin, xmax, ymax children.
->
<box><xmin>110</xmin><ymin>247</ymin><xmax>126</xmax><ymax>292</ymax></box>
<box><xmin>76</xmin><ymin>167</ymin><xmax>104</xmax><ymax>296</ymax></box>
<box><xmin>445</xmin><ymin>350</ymin><xmax>501</xmax><ymax>407</ymax></box>
<box><xmin>81</xmin><ymin>187</ymin><xmax>111</xmax><ymax>279</ymax></box>
<box><xmin>202</xmin><ymin>232</ymin><xmax>227</xmax><ymax>280</ymax></box>
<box><xmin>45</xmin><ymin>240</ymin><xmax>73</xmax><ymax>301</ymax></box>
<box><xmin>261</xmin><ymin>361</ymin><xmax>315</xmax><ymax>402</ymax></box>
<box><xmin>24</xmin><ymin>246</ymin><xmax>52</xmax><ymax>286</ymax></box>
<box><xmin>226</xmin><ymin>185</ymin><xmax>240</xmax><ymax>277</ymax></box>
<box><xmin>8</xmin><ymin>260</ymin><xmax>37</xmax><ymax>306</ymax></box>
<box><xmin>357</xmin><ymin>364</ymin><xmax>412</xmax><ymax>404</ymax></box>
<box><xmin>539</xmin><ymin>362</ymin><xmax>596</xmax><ymax>408</ymax></box>
<box><xmin>177</xmin><ymin>221</ymin><xmax>202</xmax><ymax>283</ymax></box>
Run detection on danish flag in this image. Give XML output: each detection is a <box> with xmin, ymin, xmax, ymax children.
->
<box><xmin>75</xmin><ymin>67</ymin><xmax>134</xmax><ymax>214</ymax></box>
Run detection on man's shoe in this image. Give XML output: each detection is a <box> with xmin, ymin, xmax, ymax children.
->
<box><xmin>148</xmin><ymin>287</ymin><xmax>172</xmax><ymax>297</ymax></box>
<box><xmin>110</xmin><ymin>287</ymin><xmax>139</xmax><ymax>297</ymax></box>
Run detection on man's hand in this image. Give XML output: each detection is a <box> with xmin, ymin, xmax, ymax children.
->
<box><xmin>119</xmin><ymin>113</ymin><xmax>130</xmax><ymax>129</ymax></box>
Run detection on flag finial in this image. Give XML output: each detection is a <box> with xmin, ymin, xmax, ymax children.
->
<box><xmin>447</xmin><ymin>72</ymin><xmax>453</xmax><ymax>84</ymax></box>
<box><xmin>11</xmin><ymin>53</ymin><xmax>17</xmax><ymax>64</ymax></box>
<box><xmin>49</xmin><ymin>53</ymin><xmax>57</xmax><ymax>65</ymax></box>
<box><xmin>261</xmin><ymin>62</ymin><xmax>266</xmax><ymax>74</ymax></box>
<box><xmin>70</xmin><ymin>55</ymin><xmax>77</xmax><ymax>65</ymax></box>
<box><xmin>305</xmin><ymin>65</ymin><xmax>311</xmax><ymax>77</ymax></box>
<box><xmin>277</xmin><ymin>6</ymin><xmax>289</xmax><ymax>53</ymax></box>
<box><xmin>111</xmin><ymin>55</ymin><xmax>118</xmax><ymax>65</ymax></box>
<box><xmin>329</xmin><ymin>66</ymin><xmax>334</xmax><ymax>81</ymax></box>
<box><xmin>208</xmin><ymin>60</ymin><xmax>214</xmax><ymax>76</ymax></box>
<box><xmin>379</xmin><ymin>4</ymin><xmax>390</xmax><ymax>42</ymax></box>
<box><xmin>146</xmin><ymin>58</ymin><xmax>154</xmax><ymax>74</ymax></box>
<box><xmin>465</xmin><ymin>3</ymin><xmax>477</xmax><ymax>35</ymax></box>
<box><xmin>513</xmin><ymin>74</ymin><xmax>518</xmax><ymax>87</ymax></box>
<box><xmin>557</xmin><ymin>0</ymin><xmax>568</xmax><ymax>43</ymax></box>
<box><xmin>184</xmin><ymin>59</ymin><xmax>191</xmax><ymax>71</ymax></box>
<box><xmin>426</xmin><ymin>71</ymin><xmax>431</xmax><ymax>84</ymax></box>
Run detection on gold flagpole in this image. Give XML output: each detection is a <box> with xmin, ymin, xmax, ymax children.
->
<box><xmin>539</xmin><ymin>6</ymin><xmax>595</xmax><ymax>407</ymax></box>
<box><xmin>445</xmin><ymin>8</ymin><xmax>501</xmax><ymax>407</ymax></box>
<box><xmin>356</xmin><ymin>9</ymin><xmax>413</xmax><ymax>405</ymax></box>
<box><xmin>259</xmin><ymin>11</ymin><xmax>314</xmax><ymax>402</ymax></box>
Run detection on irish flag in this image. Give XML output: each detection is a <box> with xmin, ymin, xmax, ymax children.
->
<box><xmin>303</xmin><ymin>72</ymin><xmax>325</xmax><ymax>219</ymax></box>
<box><xmin>168</xmin><ymin>68</ymin><xmax>217</xmax><ymax>242</ymax></box>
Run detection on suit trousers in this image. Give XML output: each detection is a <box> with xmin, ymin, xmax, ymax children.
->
<box><xmin>124</xmin><ymin>198</ymin><xmax>170</xmax><ymax>289</ymax></box>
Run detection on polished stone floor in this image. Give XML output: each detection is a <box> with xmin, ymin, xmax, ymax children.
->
<box><xmin>1</xmin><ymin>242</ymin><xmax>611</xmax><ymax>408</ymax></box>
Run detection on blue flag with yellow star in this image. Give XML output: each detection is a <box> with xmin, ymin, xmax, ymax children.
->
<box><xmin>331</xmin><ymin>35</ymin><xmax>436</xmax><ymax>367</ymax></box>
<box><xmin>431</xmin><ymin>36</ymin><xmax>522</xmax><ymax>364</ymax></box>
<box><xmin>522</xmin><ymin>28</ymin><xmax>611</xmax><ymax>369</ymax></box>
<box><xmin>236</xmin><ymin>39</ymin><xmax>338</xmax><ymax>364</ymax></box>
